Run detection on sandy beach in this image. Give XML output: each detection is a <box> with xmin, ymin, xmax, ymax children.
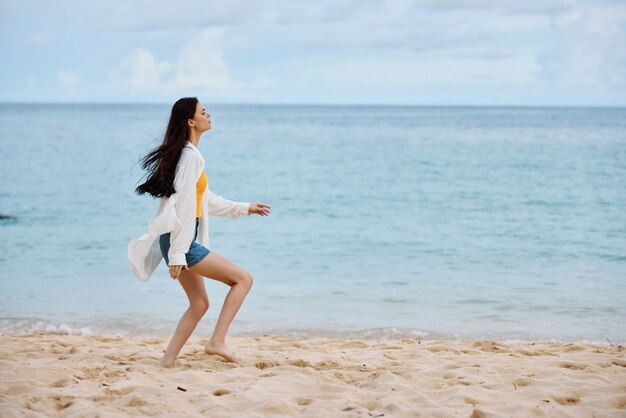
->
<box><xmin>1</xmin><ymin>333</ymin><xmax>625</xmax><ymax>417</ymax></box>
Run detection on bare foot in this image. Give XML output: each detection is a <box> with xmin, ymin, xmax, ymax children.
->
<box><xmin>160</xmin><ymin>356</ymin><xmax>179</xmax><ymax>368</ymax></box>
<box><xmin>204</xmin><ymin>341</ymin><xmax>239</xmax><ymax>364</ymax></box>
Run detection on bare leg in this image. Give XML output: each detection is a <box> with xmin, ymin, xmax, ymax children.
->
<box><xmin>188</xmin><ymin>252</ymin><xmax>253</xmax><ymax>364</ymax></box>
<box><xmin>161</xmin><ymin>269</ymin><xmax>209</xmax><ymax>368</ymax></box>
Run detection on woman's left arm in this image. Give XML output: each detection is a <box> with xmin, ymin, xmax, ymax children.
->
<box><xmin>206</xmin><ymin>189</ymin><xmax>271</xmax><ymax>217</ymax></box>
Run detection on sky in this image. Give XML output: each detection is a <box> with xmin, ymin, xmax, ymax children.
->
<box><xmin>1</xmin><ymin>0</ymin><xmax>625</xmax><ymax>106</ymax></box>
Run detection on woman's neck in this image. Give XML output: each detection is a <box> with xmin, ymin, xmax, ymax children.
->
<box><xmin>188</xmin><ymin>131</ymin><xmax>201</xmax><ymax>147</ymax></box>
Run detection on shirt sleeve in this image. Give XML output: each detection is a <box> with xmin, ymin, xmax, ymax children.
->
<box><xmin>206</xmin><ymin>189</ymin><xmax>250</xmax><ymax>218</ymax></box>
<box><xmin>168</xmin><ymin>154</ymin><xmax>202</xmax><ymax>266</ymax></box>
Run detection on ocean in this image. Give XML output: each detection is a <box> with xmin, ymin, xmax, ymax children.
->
<box><xmin>1</xmin><ymin>103</ymin><xmax>624</xmax><ymax>343</ymax></box>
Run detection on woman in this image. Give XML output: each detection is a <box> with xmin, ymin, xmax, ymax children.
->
<box><xmin>128</xmin><ymin>97</ymin><xmax>271</xmax><ymax>368</ymax></box>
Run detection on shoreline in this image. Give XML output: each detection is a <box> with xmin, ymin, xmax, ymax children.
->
<box><xmin>1</xmin><ymin>332</ymin><xmax>625</xmax><ymax>416</ymax></box>
<box><xmin>2</xmin><ymin>319</ymin><xmax>623</xmax><ymax>346</ymax></box>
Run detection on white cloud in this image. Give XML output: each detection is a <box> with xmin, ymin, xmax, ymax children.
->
<box><xmin>166</xmin><ymin>28</ymin><xmax>243</xmax><ymax>94</ymax></box>
<box><xmin>302</xmin><ymin>51</ymin><xmax>541</xmax><ymax>88</ymax></box>
<box><xmin>252</xmin><ymin>1</ymin><xmax>556</xmax><ymax>57</ymax></box>
<box><xmin>105</xmin><ymin>28</ymin><xmax>271</xmax><ymax>97</ymax></box>
<box><xmin>26</xmin><ymin>33</ymin><xmax>49</xmax><ymax>46</ymax></box>
<box><xmin>130</xmin><ymin>0</ymin><xmax>262</xmax><ymax>30</ymax></box>
<box><xmin>546</xmin><ymin>3</ymin><xmax>626</xmax><ymax>87</ymax></box>
<box><xmin>29</xmin><ymin>0</ymin><xmax>579</xmax><ymax>32</ymax></box>
<box><xmin>500</xmin><ymin>0</ymin><xmax>578</xmax><ymax>17</ymax></box>
<box><xmin>250</xmin><ymin>74</ymin><xmax>276</xmax><ymax>89</ymax></box>
<box><xmin>26</xmin><ymin>77</ymin><xmax>37</xmax><ymax>90</ymax></box>
<box><xmin>107</xmin><ymin>48</ymin><xmax>172</xmax><ymax>93</ymax></box>
<box><xmin>36</xmin><ymin>0</ymin><xmax>264</xmax><ymax>31</ymax></box>
<box><xmin>10</xmin><ymin>0</ymin><xmax>626</xmax><ymax>104</ymax></box>
<box><xmin>58</xmin><ymin>70</ymin><xmax>81</xmax><ymax>88</ymax></box>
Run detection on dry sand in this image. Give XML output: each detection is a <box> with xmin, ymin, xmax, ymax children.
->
<box><xmin>1</xmin><ymin>333</ymin><xmax>625</xmax><ymax>417</ymax></box>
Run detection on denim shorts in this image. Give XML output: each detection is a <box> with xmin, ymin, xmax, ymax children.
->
<box><xmin>159</xmin><ymin>218</ymin><xmax>210</xmax><ymax>268</ymax></box>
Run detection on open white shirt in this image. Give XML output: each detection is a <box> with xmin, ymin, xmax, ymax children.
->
<box><xmin>128</xmin><ymin>141</ymin><xmax>250</xmax><ymax>281</ymax></box>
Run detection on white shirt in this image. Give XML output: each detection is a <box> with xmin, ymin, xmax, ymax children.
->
<box><xmin>128</xmin><ymin>141</ymin><xmax>250</xmax><ymax>281</ymax></box>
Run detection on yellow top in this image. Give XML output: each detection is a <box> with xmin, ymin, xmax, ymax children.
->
<box><xmin>196</xmin><ymin>171</ymin><xmax>208</xmax><ymax>218</ymax></box>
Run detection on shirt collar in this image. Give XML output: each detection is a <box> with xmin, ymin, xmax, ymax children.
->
<box><xmin>185</xmin><ymin>140</ymin><xmax>198</xmax><ymax>151</ymax></box>
<box><xmin>185</xmin><ymin>140</ymin><xmax>205</xmax><ymax>168</ymax></box>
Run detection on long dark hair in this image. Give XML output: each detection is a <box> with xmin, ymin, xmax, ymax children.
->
<box><xmin>135</xmin><ymin>97</ymin><xmax>199</xmax><ymax>198</ymax></box>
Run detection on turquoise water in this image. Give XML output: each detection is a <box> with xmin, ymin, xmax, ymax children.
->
<box><xmin>1</xmin><ymin>104</ymin><xmax>625</xmax><ymax>343</ymax></box>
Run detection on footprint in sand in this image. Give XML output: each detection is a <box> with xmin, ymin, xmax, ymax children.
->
<box><xmin>48</xmin><ymin>395</ymin><xmax>75</xmax><ymax>411</ymax></box>
<box><xmin>50</xmin><ymin>378</ymin><xmax>77</xmax><ymax>388</ymax></box>
<box><xmin>561</xmin><ymin>344</ymin><xmax>586</xmax><ymax>352</ymax></box>
<box><xmin>464</xmin><ymin>396</ymin><xmax>480</xmax><ymax>406</ymax></box>
<box><xmin>559</xmin><ymin>361</ymin><xmax>590</xmax><ymax>370</ymax></box>
<box><xmin>339</xmin><ymin>341</ymin><xmax>368</xmax><ymax>349</ymax></box>
<box><xmin>127</xmin><ymin>396</ymin><xmax>150</xmax><ymax>407</ymax></box>
<box><xmin>255</xmin><ymin>360</ymin><xmax>281</xmax><ymax>369</ymax></box>
<box><xmin>23</xmin><ymin>395</ymin><xmax>43</xmax><ymax>411</ymax></box>
<box><xmin>103</xmin><ymin>385</ymin><xmax>137</xmax><ymax>396</ymax></box>
<box><xmin>313</xmin><ymin>360</ymin><xmax>341</xmax><ymax>370</ymax></box>
<box><xmin>611</xmin><ymin>359</ymin><xmax>626</xmax><ymax>368</ymax></box>
<box><xmin>103</xmin><ymin>369</ymin><xmax>127</xmax><ymax>379</ymax></box>
<box><xmin>77</xmin><ymin>366</ymin><xmax>105</xmax><ymax>380</ymax></box>
<box><xmin>512</xmin><ymin>377</ymin><xmax>533</xmax><ymax>387</ymax></box>
<box><xmin>141</xmin><ymin>338</ymin><xmax>163</xmax><ymax>345</ymax></box>
<box><xmin>5</xmin><ymin>385</ymin><xmax>34</xmax><ymax>396</ymax></box>
<box><xmin>613</xmin><ymin>395</ymin><xmax>626</xmax><ymax>409</ymax></box>
<box><xmin>470</xmin><ymin>341</ymin><xmax>510</xmax><ymax>353</ymax></box>
<box><xmin>212</xmin><ymin>388</ymin><xmax>231</xmax><ymax>396</ymax></box>
<box><xmin>551</xmin><ymin>394</ymin><xmax>580</xmax><ymax>405</ymax></box>
<box><xmin>289</xmin><ymin>359</ymin><xmax>312</xmax><ymax>368</ymax></box>
<box><xmin>92</xmin><ymin>336</ymin><xmax>123</xmax><ymax>343</ymax></box>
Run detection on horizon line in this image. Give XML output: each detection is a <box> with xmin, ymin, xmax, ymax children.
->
<box><xmin>0</xmin><ymin>101</ymin><xmax>625</xmax><ymax>109</ymax></box>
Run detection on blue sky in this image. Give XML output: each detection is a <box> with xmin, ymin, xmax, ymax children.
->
<box><xmin>1</xmin><ymin>0</ymin><xmax>625</xmax><ymax>105</ymax></box>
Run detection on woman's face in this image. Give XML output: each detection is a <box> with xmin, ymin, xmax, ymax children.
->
<box><xmin>189</xmin><ymin>101</ymin><xmax>211</xmax><ymax>132</ymax></box>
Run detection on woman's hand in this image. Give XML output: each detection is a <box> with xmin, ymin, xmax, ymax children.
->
<box><xmin>248</xmin><ymin>202</ymin><xmax>271</xmax><ymax>216</ymax></box>
<box><xmin>169</xmin><ymin>264</ymin><xmax>187</xmax><ymax>280</ymax></box>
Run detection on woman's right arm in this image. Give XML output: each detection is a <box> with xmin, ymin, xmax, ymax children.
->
<box><xmin>167</xmin><ymin>153</ymin><xmax>202</xmax><ymax>268</ymax></box>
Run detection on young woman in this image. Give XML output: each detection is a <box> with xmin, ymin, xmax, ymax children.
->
<box><xmin>128</xmin><ymin>97</ymin><xmax>271</xmax><ymax>368</ymax></box>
